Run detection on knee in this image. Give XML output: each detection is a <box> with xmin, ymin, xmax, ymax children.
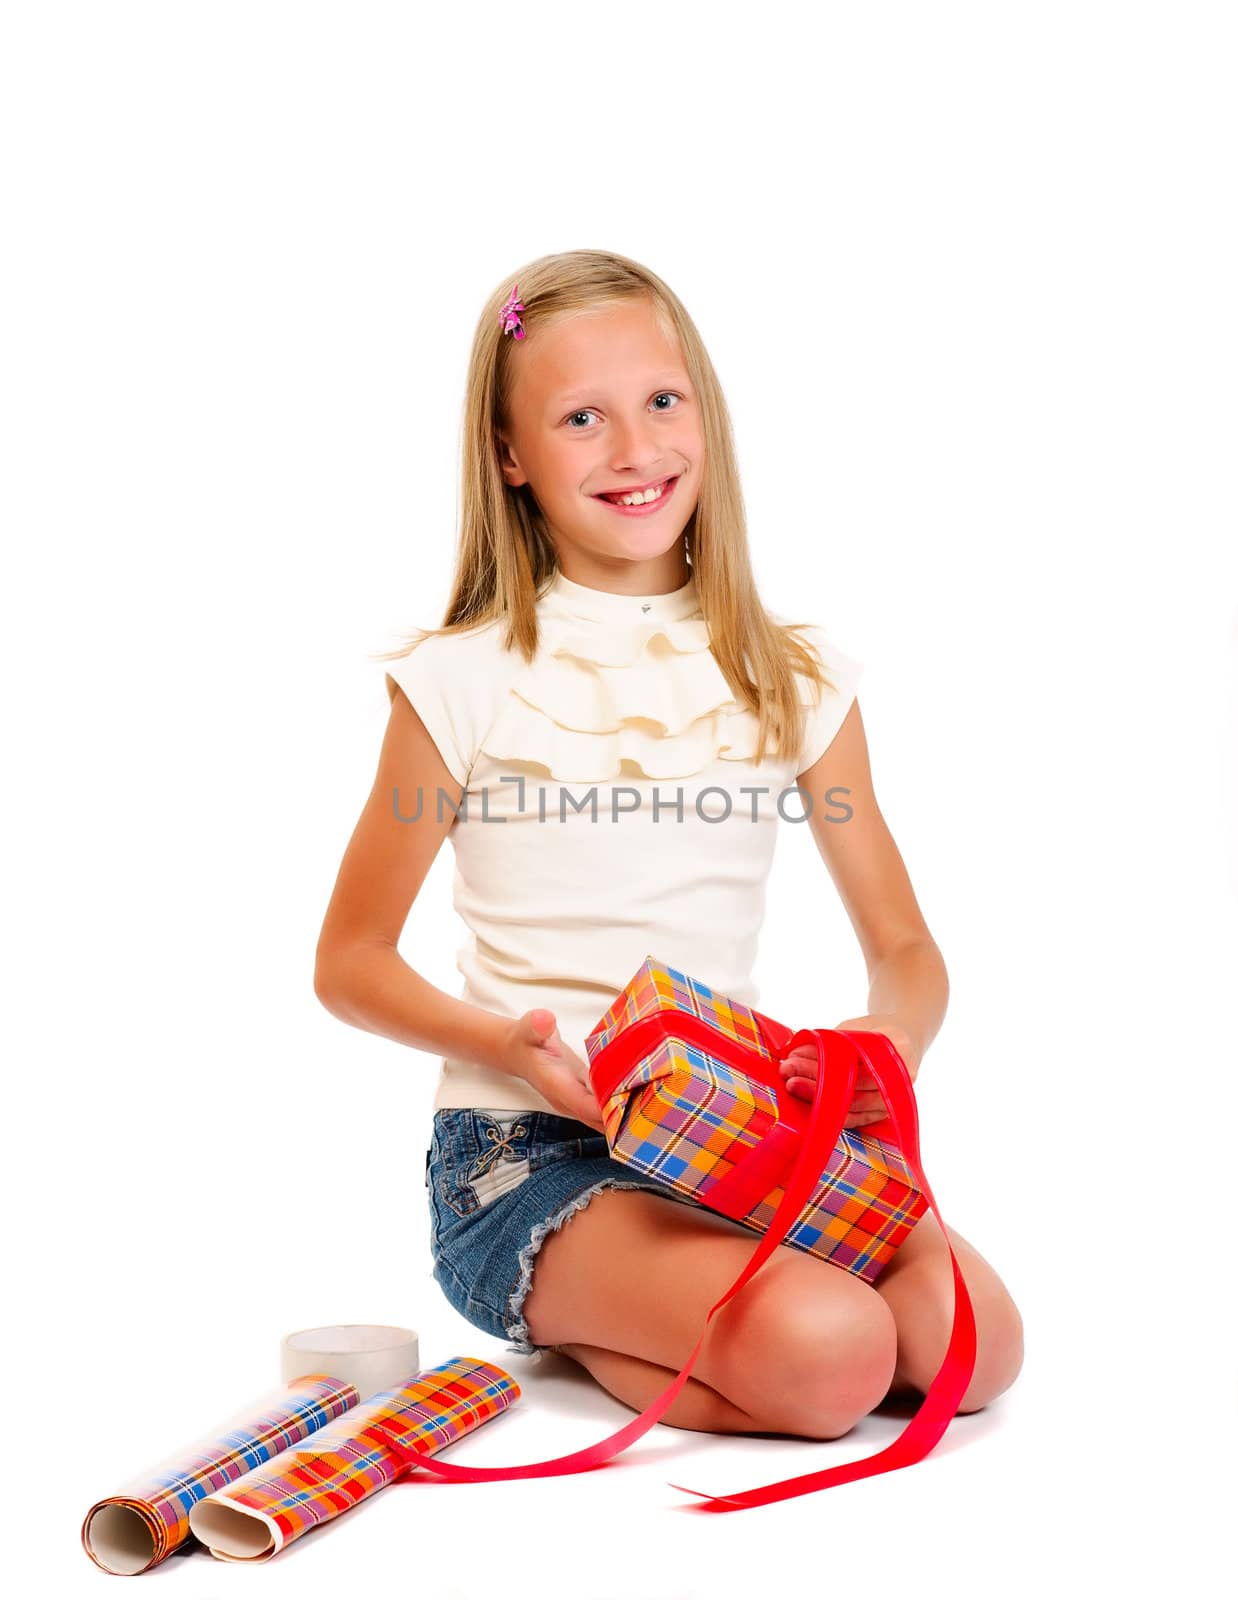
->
<box><xmin>958</xmin><ymin>1288</ymin><xmax>1025</xmax><ymax>1413</ymax></box>
<box><xmin>718</xmin><ymin>1268</ymin><xmax>899</xmax><ymax>1440</ymax></box>
<box><xmin>792</xmin><ymin>1296</ymin><xmax>900</xmax><ymax>1438</ymax></box>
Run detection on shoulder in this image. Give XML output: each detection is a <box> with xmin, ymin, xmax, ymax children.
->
<box><xmin>381</xmin><ymin>615</ymin><xmax>514</xmax><ymax>719</ymax></box>
<box><xmin>770</xmin><ymin>612</ymin><xmax>863</xmax><ymax>692</ymax></box>
<box><xmin>771</xmin><ymin>612</ymin><xmax>865</xmax><ymax>771</ymax></box>
<box><xmin>386</xmin><ymin>613</ymin><xmax>512</xmax><ymax>672</ymax></box>
<box><xmin>379</xmin><ymin>616</ymin><xmax>515</xmax><ymax>788</ymax></box>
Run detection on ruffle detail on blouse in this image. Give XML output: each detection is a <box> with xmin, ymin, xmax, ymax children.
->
<box><xmin>475</xmin><ymin>608</ymin><xmax>817</xmax><ymax>783</ymax></box>
<box><xmin>512</xmin><ymin>621</ymin><xmax>739</xmax><ymax>737</ymax></box>
<box><xmin>480</xmin><ymin>700</ymin><xmax>765</xmax><ymax>782</ymax></box>
<box><xmin>545</xmin><ymin>615</ymin><xmax>714</xmax><ymax>668</ymax></box>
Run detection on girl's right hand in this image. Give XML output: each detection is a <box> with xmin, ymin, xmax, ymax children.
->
<box><xmin>503</xmin><ymin>1009</ymin><xmax>607</xmax><ymax>1133</ymax></box>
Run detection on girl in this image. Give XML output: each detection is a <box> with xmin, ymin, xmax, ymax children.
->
<box><xmin>315</xmin><ymin>249</ymin><xmax>1024</xmax><ymax>1441</ymax></box>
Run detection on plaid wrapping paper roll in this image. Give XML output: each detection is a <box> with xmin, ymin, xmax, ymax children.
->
<box><xmin>584</xmin><ymin>956</ymin><xmax>927</xmax><ymax>1281</ymax></box>
<box><xmin>80</xmin><ymin>1374</ymin><xmax>358</xmax><ymax>1574</ymax></box>
<box><xmin>188</xmin><ymin>1358</ymin><xmax>519</xmax><ymax>1562</ymax></box>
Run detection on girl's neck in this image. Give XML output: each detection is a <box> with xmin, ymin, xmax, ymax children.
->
<box><xmin>542</xmin><ymin>565</ymin><xmax>700</xmax><ymax>623</ymax></box>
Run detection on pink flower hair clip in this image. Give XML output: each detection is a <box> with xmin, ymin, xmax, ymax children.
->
<box><xmin>499</xmin><ymin>284</ymin><xmax>527</xmax><ymax>340</ymax></box>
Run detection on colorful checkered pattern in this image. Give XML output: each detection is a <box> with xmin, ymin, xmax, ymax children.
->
<box><xmin>587</xmin><ymin>957</ymin><xmax>927</xmax><ymax>1282</ymax></box>
<box><xmin>590</xmin><ymin>956</ymin><xmax>769</xmax><ymax>1056</ymax></box>
<box><xmin>81</xmin><ymin>1375</ymin><xmax>358</xmax><ymax>1573</ymax></box>
<box><xmin>191</xmin><ymin>1359</ymin><xmax>519</xmax><ymax>1562</ymax></box>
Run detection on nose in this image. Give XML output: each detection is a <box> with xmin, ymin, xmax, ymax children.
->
<box><xmin>606</xmin><ymin>411</ymin><xmax>666</xmax><ymax>474</ymax></box>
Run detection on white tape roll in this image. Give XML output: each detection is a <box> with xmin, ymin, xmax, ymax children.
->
<box><xmin>279</xmin><ymin>1324</ymin><xmax>420</xmax><ymax>1400</ymax></box>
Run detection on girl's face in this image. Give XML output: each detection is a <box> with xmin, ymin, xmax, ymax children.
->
<box><xmin>497</xmin><ymin>298</ymin><xmax>704</xmax><ymax>585</ymax></box>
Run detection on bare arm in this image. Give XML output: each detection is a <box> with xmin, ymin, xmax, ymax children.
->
<box><xmin>313</xmin><ymin>688</ymin><xmax>510</xmax><ymax>1072</ymax></box>
<box><xmin>314</xmin><ymin>686</ymin><xmax>605</xmax><ymax>1126</ymax></box>
<box><xmin>796</xmin><ymin>697</ymin><xmax>949</xmax><ymax>1069</ymax></box>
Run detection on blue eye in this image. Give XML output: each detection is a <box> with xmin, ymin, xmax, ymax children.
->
<box><xmin>566</xmin><ymin>392</ymin><xmax>682</xmax><ymax>429</ymax></box>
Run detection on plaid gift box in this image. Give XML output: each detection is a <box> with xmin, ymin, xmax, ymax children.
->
<box><xmin>584</xmin><ymin>956</ymin><xmax>928</xmax><ymax>1282</ymax></box>
<box><xmin>403</xmin><ymin>959</ymin><xmax>977</xmax><ymax>1508</ymax></box>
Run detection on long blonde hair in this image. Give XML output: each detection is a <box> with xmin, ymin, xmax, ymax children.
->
<box><xmin>375</xmin><ymin>248</ymin><xmax>840</xmax><ymax>766</ymax></box>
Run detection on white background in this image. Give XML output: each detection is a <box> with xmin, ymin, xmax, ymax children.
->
<box><xmin>4</xmin><ymin>2</ymin><xmax>1234</xmax><ymax>1595</ymax></box>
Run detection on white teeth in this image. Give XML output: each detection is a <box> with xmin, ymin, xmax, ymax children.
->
<box><xmin>610</xmin><ymin>481</ymin><xmax>666</xmax><ymax>506</ymax></box>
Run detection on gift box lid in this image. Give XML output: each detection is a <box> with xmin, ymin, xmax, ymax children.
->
<box><xmin>587</xmin><ymin>955</ymin><xmax>907</xmax><ymax>1160</ymax></box>
<box><xmin>585</xmin><ymin>955</ymin><xmax>787</xmax><ymax>1062</ymax></box>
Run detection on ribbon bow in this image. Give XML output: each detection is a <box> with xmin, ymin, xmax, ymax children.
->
<box><xmin>470</xmin><ymin>1118</ymin><xmax>530</xmax><ymax>1180</ymax></box>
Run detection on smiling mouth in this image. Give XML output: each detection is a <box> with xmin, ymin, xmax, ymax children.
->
<box><xmin>593</xmin><ymin>474</ymin><xmax>680</xmax><ymax>508</ymax></box>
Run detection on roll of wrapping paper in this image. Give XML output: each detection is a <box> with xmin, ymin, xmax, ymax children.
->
<box><xmin>188</xmin><ymin>1358</ymin><xmax>519</xmax><ymax>1562</ymax></box>
<box><xmin>81</xmin><ymin>1374</ymin><xmax>359</xmax><ymax>1574</ymax></box>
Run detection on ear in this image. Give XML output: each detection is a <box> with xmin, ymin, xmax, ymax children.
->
<box><xmin>496</xmin><ymin>430</ymin><xmax>527</xmax><ymax>488</ymax></box>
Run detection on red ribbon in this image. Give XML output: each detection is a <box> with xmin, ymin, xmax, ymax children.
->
<box><xmin>587</xmin><ymin>1008</ymin><xmax>904</xmax><ymax>1223</ymax></box>
<box><xmin>385</xmin><ymin>1021</ymin><xmax>977</xmax><ymax>1509</ymax></box>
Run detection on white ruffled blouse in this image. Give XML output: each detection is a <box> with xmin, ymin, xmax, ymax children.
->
<box><xmin>382</xmin><ymin>567</ymin><xmax>863</xmax><ymax>1114</ymax></box>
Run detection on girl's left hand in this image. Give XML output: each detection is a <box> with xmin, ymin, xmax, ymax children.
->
<box><xmin>777</xmin><ymin>1014</ymin><xmax>921</xmax><ymax>1129</ymax></box>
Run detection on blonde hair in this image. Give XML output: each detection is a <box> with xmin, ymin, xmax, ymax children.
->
<box><xmin>375</xmin><ymin>248</ymin><xmax>841</xmax><ymax>766</ymax></box>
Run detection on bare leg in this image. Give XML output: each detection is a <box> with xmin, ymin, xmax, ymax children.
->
<box><xmin>551</xmin><ymin>1341</ymin><xmax>770</xmax><ymax>1434</ymax></box>
<box><xmin>518</xmin><ymin>1187</ymin><xmax>899</xmax><ymax>1440</ymax></box>
<box><xmin>872</xmin><ymin>1212</ymin><xmax>1026</xmax><ymax>1412</ymax></box>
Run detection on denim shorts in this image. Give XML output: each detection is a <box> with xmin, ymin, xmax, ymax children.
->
<box><xmin>425</xmin><ymin>1108</ymin><xmax>701</xmax><ymax>1360</ymax></box>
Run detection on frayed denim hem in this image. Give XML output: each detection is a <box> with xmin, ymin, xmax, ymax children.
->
<box><xmin>502</xmin><ymin>1178</ymin><xmax>666</xmax><ymax>1360</ymax></box>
